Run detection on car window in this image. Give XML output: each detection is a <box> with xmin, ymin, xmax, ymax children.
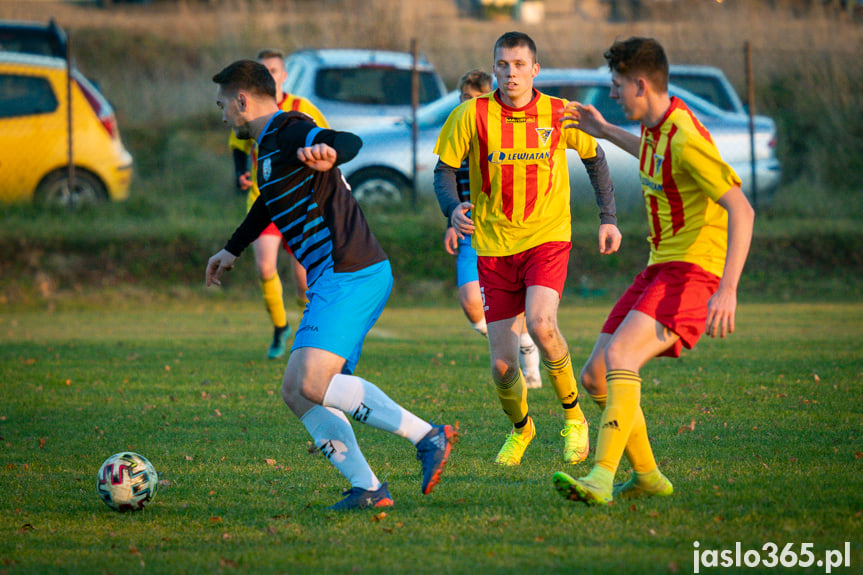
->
<box><xmin>0</xmin><ymin>73</ymin><xmax>58</xmax><ymax>118</ymax></box>
<box><xmin>0</xmin><ymin>29</ymin><xmax>64</xmax><ymax>58</ymax></box>
<box><xmin>669</xmin><ymin>75</ymin><xmax>735</xmax><ymax>113</ymax></box>
<box><xmin>314</xmin><ymin>67</ymin><xmax>442</xmax><ymax>106</ymax></box>
<box><xmin>540</xmin><ymin>83</ymin><xmax>632</xmax><ymax>126</ymax></box>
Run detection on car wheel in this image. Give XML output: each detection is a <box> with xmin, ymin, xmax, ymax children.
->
<box><xmin>35</xmin><ymin>169</ymin><xmax>108</xmax><ymax>208</ymax></box>
<box><xmin>348</xmin><ymin>168</ymin><xmax>410</xmax><ymax>205</ymax></box>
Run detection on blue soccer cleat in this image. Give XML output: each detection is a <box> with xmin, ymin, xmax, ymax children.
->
<box><xmin>328</xmin><ymin>482</ymin><xmax>394</xmax><ymax>511</ymax></box>
<box><xmin>416</xmin><ymin>423</ymin><xmax>458</xmax><ymax>495</ymax></box>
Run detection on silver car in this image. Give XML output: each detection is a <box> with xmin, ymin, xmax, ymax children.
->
<box><xmin>283</xmin><ymin>48</ymin><xmax>448</xmax><ymax>131</ymax></box>
<box><xmin>343</xmin><ymin>68</ymin><xmax>781</xmax><ymax>209</ymax></box>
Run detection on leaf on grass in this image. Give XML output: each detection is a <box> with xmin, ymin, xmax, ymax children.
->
<box><xmin>184</xmin><ymin>454</ymin><xmax>194</xmax><ymax>461</ymax></box>
<box><xmin>668</xmin><ymin>561</ymin><xmax>680</xmax><ymax>573</ymax></box>
<box><xmin>677</xmin><ymin>418</ymin><xmax>696</xmax><ymax>434</ymax></box>
<box><xmin>264</xmin><ymin>458</ymin><xmax>277</xmax><ymax>466</ymax></box>
<box><xmin>38</xmin><ymin>438</ymin><xmax>46</xmax><ymax>448</ymax></box>
<box><xmin>855</xmin><ymin>451</ymin><xmax>862</xmax><ymax>459</ymax></box>
<box><xmin>209</xmin><ymin>516</ymin><xmax>222</xmax><ymax>523</ymax></box>
<box><xmin>219</xmin><ymin>558</ymin><xmax>238</xmax><ymax>568</ymax></box>
<box><xmin>629</xmin><ymin>504</ymin><xmax>637</xmax><ymax>512</ymax></box>
<box><xmin>129</xmin><ymin>547</ymin><xmax>141</xmax><ymax>555</ymax></box>
<box><xmin>222</xmin><ymin>532</ymin><xmax>232</xmax><ymax>540</ymax></box>
<box><xmin>17</xmin><ymin>523</ymin><xmax>34</xmax><ymax>534</ymax></box>
<box><xmin>158</xmin><ymin>479</ymin><xmax>172</xmax><ymax>489</ymax></box>
<box><xmin>371</xmin><ymin>512</ymin><xmax>387</xmax><ymax>522</ymax></box>
<box><xmin>214</xmin><ymin>409</ymin><xmax>222</xmax><ymax>417</ymax></box>
<box><xmin>813</xmin><ymin>373</ymin><xmax>820</xmax><ymax>382</ymax></box>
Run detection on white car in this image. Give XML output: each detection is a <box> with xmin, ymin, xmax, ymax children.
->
<box><xmin>283</xmin><ymin>49</ymin><xmax>448</xmax><ymax>131</ymax></box>
<box><xmin>343</xmin><ymin>68</ymin><xmax>781</xmax><ymax>209</ymax></box>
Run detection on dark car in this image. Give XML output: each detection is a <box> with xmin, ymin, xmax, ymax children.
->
<box><xmin>0</xmin><ymin>19</ymin><xmax>67</xmax><ymax>59</ymax></box>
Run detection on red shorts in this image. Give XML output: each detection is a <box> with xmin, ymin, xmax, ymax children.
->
<box><xmin>602</xmin><ymin>261</ymin><xmax>721</xmax><ymax>358</ymax></box>
<box><xmin>477</xmin><ymin>241</ymin><xmax>570</xmax><ymax>323</ymax></box>
<box><xmin>258</xmin><ymin>222</ymin><xmax>294</xmax><ymax>255</ymax></box>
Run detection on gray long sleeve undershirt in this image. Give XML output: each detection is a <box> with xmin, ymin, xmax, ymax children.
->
<box><xmin>433</xmin><ymin>144</ymin><xmax>617</xmax><ymax>226</ymax></box>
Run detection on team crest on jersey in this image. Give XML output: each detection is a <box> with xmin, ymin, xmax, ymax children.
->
<box><xmin>535</xmin><ymin>128</ymin><xmax>553</xmax><ymax>147</ymax></box>
<box><xmin>262</xmin><ymin>158</ymin><xmax>272</xmax><ymax>182</ymax></box>
<box><xmin>653</xmin><ymin>153</ymin><xmax>664</xmax><ymax>173</ymax></box>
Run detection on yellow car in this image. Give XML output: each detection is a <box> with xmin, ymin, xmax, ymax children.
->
<box><xmin>0</xmin><ymin>52</ymin><xmax>133</xmax><ymax>206</ymax></box>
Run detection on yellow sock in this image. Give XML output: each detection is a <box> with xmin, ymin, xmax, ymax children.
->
<box><xmin>261</xmin><ymin>273</ymin><xmax>287</xmax><ymax>329</ymax></box>
<box><xmin>594</xmin><ymin>369</ymin><xmax>641</xmax><ymax>475</ymax></box>
<box><xmin>590</xmin><ymin>393</ymin><xmax>607</xmax><ymax>410</ymax></box>
<box><xmin>495</xmin><ymin>369</ymin><xmax>529</xmax><ymax>428</ymax></box>
<box><xmin>624</xmin><ymin>406</ymin><xmax>658</xmax><ymax>474</ymax></box>
<box><xmin>543</xmin><ymin>352</ymin><xmax>585</xmax><ymax>422</ymax></box>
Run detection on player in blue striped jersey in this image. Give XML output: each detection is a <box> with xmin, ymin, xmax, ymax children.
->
<box><xmin>207</xmin><ymin>60</ymin><xmax>457</xmax><ymax>510</ymax></box>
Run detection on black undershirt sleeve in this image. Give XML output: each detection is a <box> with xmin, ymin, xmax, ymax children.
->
<box><xmin>224</xmin><ymin>194</ymin><xmax>271</xmax><ymax>257</ymax></box>
<box><xmin>433</xmin><ymin>159</ymin><xmax>461</xmax><ymax>221</ymax></box>
<box><xmin>581</xmin><ymin>144</ymin><xmax>617</xmax><ymax>226</ymax></box>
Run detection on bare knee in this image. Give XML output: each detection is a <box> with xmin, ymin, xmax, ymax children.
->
<box><xmin>281</xmin><ymin>376</ymin><xmax>307</xmax><ymax>410</ymax></box>
<box><xmin>580</xmin><ymin>359</ymin><xmax>605</xmax><ymax>396</ymax></box>
<box><xmin>491</xmin><ymin>359</ymin><xmax>519</xmax><ymax>384</ymax></box>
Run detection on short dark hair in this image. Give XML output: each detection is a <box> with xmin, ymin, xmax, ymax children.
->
<box><xmin>256</xmin><ymin>48</ymin><xmax>285</xmax><ymax>61</ymax></box>
<box><xmin>604</xmin><ymin>37</ymin><xmax>668</xmax><ymax>92</ymax></box>
<box><xmin>212</xmin><ymin>59</ymin><xmax>276</xmax><ymax>99</ymax></box>
<box><xmin>494</xmin><ymin>31</ymin><xmax>537</xmax><ymax>63</ymax></box>
<box><xmin>458</xmin><ymin>69</ymin><xmax>493</xmax><ymax>93</ymax></box>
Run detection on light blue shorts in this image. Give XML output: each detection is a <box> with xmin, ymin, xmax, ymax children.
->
<box><xmin>455</xmin><ymin>235</ymin><xmax>479</xmax><ymax>287</ymax></box>
<box><xmin>292</xmin><ymin>260</ymin><xmax>392</xmax><ymax>374</ymax></box>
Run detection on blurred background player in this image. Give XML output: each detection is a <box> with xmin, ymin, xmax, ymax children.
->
<box><xmin>442</xmin><ymin>69</ymin><xmax>541</xmax><ymax>389</ymax></box>
<box><xmin>228</xmin><ymin>49</ymin><xmax>329</xmax><ymax>359</ymax></box>
<box><xmin>552</xmin><ymin>37</ymin><xmax>754</xmax><ymax>506</ymax></box>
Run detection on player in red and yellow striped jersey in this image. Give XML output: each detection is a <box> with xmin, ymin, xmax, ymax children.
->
<box><xmin>434</xmin><ymin>32</ymin><xmax>622</xmax><ymax>467</ymax></box>
<box><xmin>552</xmin><ymin>37</ymin><xmax>755</xmax><ymax>506</ymax></box>
<box><xmin>228</xmin><ymin>49</ymin><xmax>329</xmax><ymax>360</ymax></box>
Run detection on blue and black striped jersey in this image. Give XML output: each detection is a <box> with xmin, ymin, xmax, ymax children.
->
<box><xmin>225</xmin><ymin>111</ymin><xmax>387</xmax><ymax>286</ymax></box>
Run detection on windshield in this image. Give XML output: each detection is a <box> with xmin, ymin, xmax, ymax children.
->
<box><xmin>314</xmin><ymin>67</ymin><xmax>443</xmax><ymax>106</ymax></box>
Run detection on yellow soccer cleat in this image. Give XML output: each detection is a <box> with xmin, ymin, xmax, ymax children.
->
<box><xmin>552</xmin><ymin>471</ymin><xmax>613</xmax><ymax>506</ymax></box>
<box><xmin>613</xmin><ymin>471</ymin><xmax>673</xmax><ymax>500</ymax></box>
<box><xmin>494</xmin><ymin>417</ymin><xmax>536</xmax><ymax>466</ymax></box>
<box><xmin>561</xmin><ymin>418</ymin><xmax>589</xmax><ymax>464</ymax></box>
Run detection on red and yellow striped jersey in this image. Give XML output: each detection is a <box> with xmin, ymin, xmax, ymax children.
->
<box><xmin>638</xmin><ymin>97</ymin><xmax>741</xmax><ymax>277</ymax></box>
<box><xmin>228</xmin><ymin>94</ymin><xmax>329</xmax><ymax>212</ymax></box>
<box><xmin>435</xmin><ymin>89</ymin><xmax>599</xmax><ymax>256</ymax></box>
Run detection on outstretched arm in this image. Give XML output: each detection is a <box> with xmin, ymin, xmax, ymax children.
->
<box><xmin>563</xmin><ymin>102</ymin><xmax>641</xmax><ymax>158</ymax></box>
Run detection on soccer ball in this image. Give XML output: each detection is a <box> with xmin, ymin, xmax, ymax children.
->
<box><xmin>96</xmin><ymin>452</ymin><xmax>159</xmax><ymax>512</ymax></box>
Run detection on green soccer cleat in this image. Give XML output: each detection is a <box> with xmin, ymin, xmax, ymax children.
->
<box><xmin>561</xmin><ymin>418</ymin><xmax>589</xmax><ymax>464</ymax></box>
<box><xmin>552</xmin><ymin>471</ymin><xmax>613</xmax><ymax>506</ymax></box>
<box><xmin>613</xmin><ymin>471</ymin><xmax>673</xmax><ymax>500</ymax></box>
<box><xmin>494</xmin><ymin>417</ymin><xmax>536</xmax><ymax>466</ymax></box>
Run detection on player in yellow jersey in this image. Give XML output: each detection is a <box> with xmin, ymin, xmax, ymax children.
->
<box><xmin>552</xmin><ymin>37</ymin><xmax>755</xmax><ymax>505</ymax></box>
<box><xmin>434</xmin><ymin>32</ymin><xmax>622</xmax><ymax>466</ymax></box>
<box><xmin>228</xmin><ymin>49</ymin><xmax>329</xmax><ymax>360</ymax></box>
<box><xmin>442</xmin><ymin>69</ymin><xmax>542</xmax><ymax>389</ymax></box>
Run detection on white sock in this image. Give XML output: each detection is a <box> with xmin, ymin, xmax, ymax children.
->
<box><xmin>472</xmin><ymin>318</ymin><xmax>488</xmax><ymax>337</ymax></box>
<box><xmin>520</xmin><ymin>331</ymin><xmax>542</xmax><ymax>387</ymax></box>
<box><xmin>300</xmin><ymin>405</ymin><xmax>380</xmax><ymax>490</ymax></box>
<box><xmin>323</xmin><ymin>374</ymin><xmax>432</xmax><ymax>445</ymax></box>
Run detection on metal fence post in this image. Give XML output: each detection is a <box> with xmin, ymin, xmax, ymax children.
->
<box><xmin>745</xmin><ymin>41</ymin><xmax>758</xmax><ymax>211</ymax></box>
<box><xmin>66</xmin><ymin>28</ymin><xmax>75</xmax><ymax>209</ymax></box>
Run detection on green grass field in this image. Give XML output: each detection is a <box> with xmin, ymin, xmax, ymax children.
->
<box><xmin>1</xmin><ymin>299</ymin><xmax>861</xmax><ymax>574</ymax></box>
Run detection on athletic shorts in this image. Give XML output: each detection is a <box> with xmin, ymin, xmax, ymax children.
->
<box><xmin>292</xmin><ymin>260</ymin><xmax>392</xmax><ymax>374</ymax></box>
<box><xmin>258</xmin><ymin>222</ymin><xmax>295</xmax><ymax>255</ymax></box>
<box><xmin>477</xmin><ymin>241</ymin><xmax>571</xmax><ymax>323</ymax></box>
<box><xmin>601</xmin><ymin>261</ymin><xmax>721</xmax><ymax>358</ymax></box>
<box><xmin>455</xmin><ymin>235</ymin><xmax>479</xmax><ymax>287</ymax></box>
